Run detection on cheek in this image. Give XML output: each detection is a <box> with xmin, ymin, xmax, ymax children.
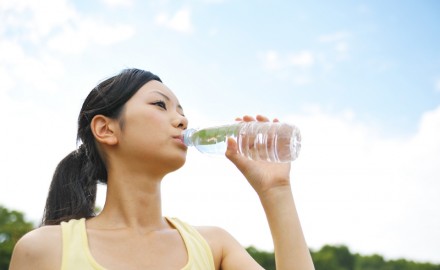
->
<box><xmin>123</xmin><ymin>113</ymin><xmax>167</xmax><ymax>147</ymax></box>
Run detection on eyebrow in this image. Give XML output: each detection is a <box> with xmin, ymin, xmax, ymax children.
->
<box><xmin>152</xmin><ymin>91</ymin><xmax>184</xmax><ymax>110</ymax></box>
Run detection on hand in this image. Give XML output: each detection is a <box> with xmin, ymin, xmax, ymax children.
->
<box><xmin>225</xmin><ymin>115</ymin><xmax>292</xmax><ymax>196</ymax></box>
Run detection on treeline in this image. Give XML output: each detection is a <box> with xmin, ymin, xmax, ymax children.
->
<box><xmin>0</xmin><ymin>206</ymin><xmax>34</xmax><ymax>270</ymax></box>
<box><xmin>247</xmin><ymin>245</ymin><xmax>440</xmax><ymax>270</ymax></box>
<box><xmin>1</xmin><ymin>205</ymin><xmax>440</xmax><ymax>270</ymax></box>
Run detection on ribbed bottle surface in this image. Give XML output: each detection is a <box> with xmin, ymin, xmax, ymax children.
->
<box><xmin>183</xmin><ymin>122</ymin><xmax>301</xmax><ymax>163</ymax></box>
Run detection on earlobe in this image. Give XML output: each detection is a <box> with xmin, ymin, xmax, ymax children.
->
<box><xmin>91</xmin><ymin>115</ymin><xmax>118</xmax><ymax>146</ymax></box>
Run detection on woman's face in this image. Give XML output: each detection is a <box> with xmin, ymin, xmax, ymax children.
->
<box><xmin>114</xmin><ymin>80</ymin><xmax>188</xmax><ymax>174</ymax></box>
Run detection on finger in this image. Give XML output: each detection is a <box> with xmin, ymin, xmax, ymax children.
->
<box><xmin>256</xmin><ymin>115</ymin><xmax>270</xmax><ymax>122</ymax></box>
<box><xmin>225</xmin><ymin>137</ymin><xmax>239</xmax><ymax>161</ymax></box>
<box><xmin>242</xmin><ymin>115</ymin><xmax>256</xmax><ymax>122</ymax></box>
<box><xmin>225</xmin><ymin>137</ymin><xmax>251</xmax><ymax>176</ymax></box>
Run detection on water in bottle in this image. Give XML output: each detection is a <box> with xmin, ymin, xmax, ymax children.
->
<box><xmin>182</xmin><ymin>122</ymin><xmax>301</xmax><ymax>163</ymax></box>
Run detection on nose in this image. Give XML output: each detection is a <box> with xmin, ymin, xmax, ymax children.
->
<box><xmin>173</xmin><ymin>114</ymin><xmax>188</xmax><ymax>130</ymax></box>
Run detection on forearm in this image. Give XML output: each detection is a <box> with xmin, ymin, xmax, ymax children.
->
<box><xmin>259</xmin><ymin>186</ymin><xmax>315</xmax><ymax>270</ymax></box>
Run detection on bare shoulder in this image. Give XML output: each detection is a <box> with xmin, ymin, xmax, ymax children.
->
<box><xmin>9</xmin><ymin>225</ymin><xmax>62</xmax><ymax>270</ymax></box>
<box><xmin>195</xmin><ymin>226</ymin><xmax>263</xmax><ymax>270</ymax></box>
<box><xmin>195</xmin><ymin>225</ymin><xmax>233</xmax><ymax>243</ymax></box>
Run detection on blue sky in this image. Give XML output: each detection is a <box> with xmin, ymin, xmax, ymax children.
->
<box><xmin>1</xmin><ymin>0</ymin><xmax>440</xmax><ymax>264</ymax></box>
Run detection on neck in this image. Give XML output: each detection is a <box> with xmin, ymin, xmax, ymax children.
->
<box><xmin>97</xmin><ymin>169</ymin><xmax>167</xmax><ymax>231</ymax></box>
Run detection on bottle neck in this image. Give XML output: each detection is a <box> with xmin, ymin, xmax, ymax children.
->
<box><xmin>182</xmin><ymin>128</ymin><xmax>196</xmax><ymax>147</ymax></box>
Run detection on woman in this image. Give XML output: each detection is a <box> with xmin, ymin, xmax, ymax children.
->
<box><xmin>9</xmin><ymin>68</ymin><xmax>314</xmax><ymax>270</ymax></box>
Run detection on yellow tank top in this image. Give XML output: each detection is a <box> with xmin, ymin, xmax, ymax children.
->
<box><xmin>60</xmin><ymin>217</ymin><xmax>215</xmax><ymax>270</ymax></box>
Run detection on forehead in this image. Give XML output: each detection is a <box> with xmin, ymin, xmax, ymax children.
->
<box><xmin>136</xmin><ymin>80</ymin><xmax>179</xmax><ymax>102</ymax></box>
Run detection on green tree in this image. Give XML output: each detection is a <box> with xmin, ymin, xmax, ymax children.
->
<box><xmin>354</xmin><ymin>253</ymin><xmax>386</xmax><ymax>270</ymax></box>
<box><xmin>248</xmin><ymin>244</ymin><xmax>440</xmax><ymax>270</ymax></box>
<box><xmin>0</xmin><ymin>205</ymin><xmax>34</xmax><ymax>269</ymax></box>
<box><xmin>312</xmin><ymin>245</ymin><xmax>355</xmax><ymax>270</ymax></box>
<box><xmin>384</xmin><ymin>258</ymin><xmax>440</xmax><ymax>270</ymax></box>
<box><xmin>246</xmin><ymin>246</ymin><xmax>276</xmax><ymax>270</ymax></box>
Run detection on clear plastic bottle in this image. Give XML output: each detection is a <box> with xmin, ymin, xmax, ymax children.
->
<box><xmin>182</xmin><ymin>122</ymin><xmax>301</xmax><ymax>163</ymax></box>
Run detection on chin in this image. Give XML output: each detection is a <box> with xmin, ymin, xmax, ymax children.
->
<box><xmin>165</xmin><ymin>155</ymin><xmax>187</xmax><ymax>173</ymax></box>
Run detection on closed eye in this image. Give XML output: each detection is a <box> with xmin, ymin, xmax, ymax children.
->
<box><xmin>152</xmin><ymin>100</ymin><xmax>167</xmax><ymax>110</ymax></box>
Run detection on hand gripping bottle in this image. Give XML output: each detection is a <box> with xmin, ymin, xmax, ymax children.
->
<box><xmin>182</xmin><ymin>122</ymin><xmax>301</xmax><ymax>163</ymax></box>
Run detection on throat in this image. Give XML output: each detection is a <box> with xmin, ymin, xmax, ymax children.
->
<box><xmin>97</xmin><ymin>177</ymin><xmax>165</xmax><ymax>229</ymax></box>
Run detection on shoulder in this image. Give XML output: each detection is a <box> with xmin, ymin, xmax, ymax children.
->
<box><xmin>195</xmin><ymin>226</ymin><xmax>246</xmax><ymax>255</ymax></box>
<box><xmin>195</xmin><ymin>225</ymin><xmax>235</xmax><ymax>247</ymax></box>
<box><xmin>195</xmin><ymin>226</ymin><xmax>263</xmax><ymax>270</ymax></box>
<box><xmin>9</xmin><ymin>225</ymin><xmax>62</xmax><ymax>270</ymax></box>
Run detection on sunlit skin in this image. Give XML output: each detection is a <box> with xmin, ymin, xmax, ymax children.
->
<box><xmin>9</xmin><ymin>80</ymin><xmax>314</xmax><ymax>270</ymax></box>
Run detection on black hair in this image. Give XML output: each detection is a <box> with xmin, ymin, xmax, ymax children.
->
<box><xmin>42</xmin><ymin>68</ymin><xmax>161</xmax><ymax>225</ymax></box>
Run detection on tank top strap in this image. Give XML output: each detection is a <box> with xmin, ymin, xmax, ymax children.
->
<box><xmin>166</xmin><ymin>217</ymin><xmax>215</xmax><ymax>270</ymax></box>
<box><xmin>61</xmin><ymin>218</ymin><xmax>105</xmax><ymax>270</ymax></box>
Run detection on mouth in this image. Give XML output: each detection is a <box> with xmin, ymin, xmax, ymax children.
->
<box><xmin>172</xmin><ymin>135</ymin><xmax>186</xmax><ymax>146</ymax></box>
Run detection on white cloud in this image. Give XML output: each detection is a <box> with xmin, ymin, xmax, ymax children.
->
<box><xmin>0</xmin><ymin>92</ymin><xmax>77</xmax><ymax>223</ymax></box>
<box><xmin>260</xmin><ymin>50</ymin><xmax>281</xmax><ymax>70</ymax></box>
<box><xmin>0</xmin><ymin>0</ymin><xmax>77</xmax><ymax>42</ymax></box>
<box><xmin>155</xmin><ymin>8</ymin><xmax>194</xmax><ymax>34</ymax></box>
<box><xmin>259</xmin><ymin>50</ymin><xmax>314</xmax><ymax>85</ymax></box>
<box><xmin>288</xmin><ymin>50</ymin><xmax>315</xmax><ymax>68</ymax></box>
<box><xmin>0</xmin><ymin>39</ymin><xmax>65</xmax><ymax>95</ymax></box>
<box><xmin>260</xmin><ymin>50</ymin><xmax>315</xmax><ymax>71</ymax></box>
<box><xmin>259</xmin><ymin>32</ymin><xmax>353</xmax><ymax>82</ymax></box>
<box><xmin>412</xmin><ymin>105</ymin><xmax>440</xmax><ymax>158</ymax></box>
<box><xmin>0</xmin><ymin>0</ymin><xmax>135</xmax><ymax>101</ymax></box>
<box><xmin>100</xmin><ymin>0</ymin><xmax>133</xmax><ymax>8</ymax></box>
<box><xmin>1</xmin><ymin>0</ymin><xmax>134</xmax><ymax>55</ymax></box>
<box><xmin>0</xmin><ymin>67</ymin><xmax>16</xmax><ymax>93</ymax></box>
<box><xmin>48</xmin><ymin>19</ymin><xmax>135</xmax><ymax>54</ymax></box>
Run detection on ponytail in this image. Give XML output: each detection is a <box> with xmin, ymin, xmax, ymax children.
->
<box><xmin>42</xmin><ymin>146</ymin><xmax>97</xmax><ymax>225</ymax></box>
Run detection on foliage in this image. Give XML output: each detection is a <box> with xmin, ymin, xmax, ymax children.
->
<box><xmin>0</xmin><ymin>205</ymin><xmax>34</xmax><ymax>270</ymax></box>
<box><xmin>246</xmin><ymin>246</ymin><xmax>276</xmax><ymax>270</ymax></box>
<box><xmin>354</xmin><ymin>254</ymin><xmax>440</xmax><ymax>270</ymax></box>
<box><xmin>247</xmin><ymin>244</ymin><xmax>440</xmax><ymax>270</ymax></box>
<box><xmin>312</xmin><ymin>245</ymin><xmax>355</xmax><ymax>270</ymax></box>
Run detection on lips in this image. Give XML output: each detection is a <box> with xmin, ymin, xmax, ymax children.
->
<box><xmin>172</xmin><ymin>135</ymin><xmax>185</xmax><ymax>145</ymax></box>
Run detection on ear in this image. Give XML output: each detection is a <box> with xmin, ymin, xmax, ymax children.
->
<box><xmin>90</xmin><ymin>115</ymin><xmax>118</xmax><ymax>146</ymax></box>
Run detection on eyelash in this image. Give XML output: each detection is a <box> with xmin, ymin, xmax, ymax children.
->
<box><xmin>151</xmin><ymin>100</ymin><xmax>185</xmax><ymax>117</ymax></box>
<box><xmin>152</xmin><ymin>100</ymin><xmax>167</xmax><ymax>110</ymax></box>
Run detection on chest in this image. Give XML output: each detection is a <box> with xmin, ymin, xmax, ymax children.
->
<box><xmin>86</xmin><ymin>229</ymin><xmax>188</xmax><ymax>270</ymax></box>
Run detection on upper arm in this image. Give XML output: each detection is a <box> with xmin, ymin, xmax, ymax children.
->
<box><xmin>197</xmin><ymin>226</ymin><xmax>264</xmax><ymax>270</ymax></box>
<box><xmin>9</xmin><ymin>226</ymin><xmax>62</xmax><ymax>270</ymax></box>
